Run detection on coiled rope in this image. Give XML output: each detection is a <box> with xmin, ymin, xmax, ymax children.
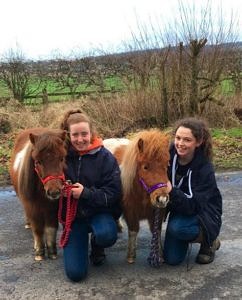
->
<box><xmin>58</xmin><ymin>182</ymin><xmax>78</xmax><ymax>248</ymax></box>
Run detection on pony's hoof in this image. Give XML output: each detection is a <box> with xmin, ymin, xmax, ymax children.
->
<box><xmin>127</xmin><ymin>257</ymin><xmax>135</xmax><ymax>264</ymax></box>
<box><xmin>47</xmin><ymin>247</ymin><xmax>57</xmax><ymax>260</ymax></box>
<box><xmin>25</xmin><ymin>224</ymin><xmax>31</xmax><ymax>229</ymax></box>
<box><xmin>34</xmin><ymin>255</ymin><xmax>45</xmax><ymax>261</ymax></box>
<box><xmin>48</xmin><ymin>254</ymin><xmax>57</xmax><ymax>260</ymax></box>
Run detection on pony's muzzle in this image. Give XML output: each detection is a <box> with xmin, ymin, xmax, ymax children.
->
<box><xmin>46</xmin><ymin>189</ymin><xmax>61</xmax><ymax>200</ymax></box>
<box><xmin>154</xmin><ymin>195</ymin><xmax>169</xmax><ymax>208</ymax></box>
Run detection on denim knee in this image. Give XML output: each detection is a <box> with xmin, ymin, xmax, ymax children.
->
<box><xmin>95</xmin><ymin>230</ymin><xmax>117</xmax><ymax>248</ymax></box>
<box><xmin>166</xmin><ymin>219</ymin><xmax>181</xmax><ymax>239</ymax></box>
<box><xmin>167</xmin><ymin>215</ymin><xmax>200</xmax><ymax>241</ymax></box>
<box><xmin>91</xmin><ymin>213</ymin><xmax>118</xmax><ymax>247</ymax></box>
<box><xmin>65</xmin><ymin>266</ymin><xmax>88</xmax><ymax>282</ymax></box>
<box><xmin>164</xmin><ymin>254</ymin><xmax>184</xmax><ymax>266</ymax></box>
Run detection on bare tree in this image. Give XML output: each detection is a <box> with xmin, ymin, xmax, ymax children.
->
<box><xmin>121</xmin><ymin>0</ymin><xmax>239</xmax><ymax>123</ymax></box>
<box><xmin>51</xmin><ymin>53</ymin><xmax>109</xmax><ymax>99</ymax></box>
<box><xmin>224</xmin><ymin>46</ymin><xmax>242</xmax><ymax>95</ymax></box>
<box><xmin>0</xmin><ymin>48</ymin><xmax>40</xmax><ymax>103</ymax></box>
<box><xmin>165</xmin><ymin>0</ymin><xmax>239</xmax><ymax>116</ymax></box>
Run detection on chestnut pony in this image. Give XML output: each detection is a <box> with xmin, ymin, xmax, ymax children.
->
<box><xmin>10</xmin><ymin>128</ymin><xmax>67</xmax><ymax>261</ymax></box>
<box><xmin>103</xmin><ymin>129</ymin><xmax>170</xmax><ymax>265</ymax></box>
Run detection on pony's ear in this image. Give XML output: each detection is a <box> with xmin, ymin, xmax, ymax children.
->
<box><xmin>29</xmin><ymin>133</ymin><xmax>39</xmax><ymax>145</ymax></box>
<box><xmin>137</xmin><ymin>138</ymin><xmax>144</xmax><ymax>153</ymax></box>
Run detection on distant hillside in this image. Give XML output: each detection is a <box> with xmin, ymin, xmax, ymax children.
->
<box><xmin>26</xmin><ymin>41</ymin><xmax>242</xmax><ymax>66</ymax></box>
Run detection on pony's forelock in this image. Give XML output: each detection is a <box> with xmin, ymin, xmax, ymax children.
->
<box><xmin>121</xmin><ymin>130</ymin><xmax>169</xmax><ymax>198</ymax></box>
<box><xmin>32</xmin><ymin>132</ymin><xmax>67</xmax><ymax>159</ymax></box>
<box><xmin>139</xmin><ymin>131</ymin><xmax>170</xmax><ymax>163</ymax></box>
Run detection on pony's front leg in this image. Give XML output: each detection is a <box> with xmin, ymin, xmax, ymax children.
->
<box><xmin>32</xmin><ymin>226</ymin><xmax>45</xmax><ymax>261</ymax></box>
<box><xmin>45</xmin><ymin>226</ymin><xmax>58</xmax><ymax>259</ymax></box>
<box><xmin>125</xmin><ymin>215</ymin><xmax>139</xmax><ymax>263</ymax></box>
<box><xmin>24</xmin><ymin>214</ymin><xmax>31</xmax><ymax>229</ymax></box>
<box><xmin>21</xmin><ymin>204</ymin><xmax>31</xmax><ymax>229</ymax></box>
<box><xmin>127</xmin><ymin>230</ymin><xmax>138</xmax><ymax>263</ymax></box>
<box><xmin>116</xmin><ymin>217</ymin><xmax>124</xmax><ymax>233</ymax></box>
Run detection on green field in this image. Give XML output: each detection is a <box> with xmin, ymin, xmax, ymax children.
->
<box><xmin>0</xmin><ymin>75</ymin><xmax>236</xmax><ymax>105</ymax></box>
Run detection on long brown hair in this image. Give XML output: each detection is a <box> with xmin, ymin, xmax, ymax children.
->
<box><xmin>60</xmin><ymin>109</ymin><xmax>97</xmax><ymax>146</ymax></box>
<box><xmin>173</xmin><ymin>117</ymin><xmax>213</xmax><ymax>161</ymax></box>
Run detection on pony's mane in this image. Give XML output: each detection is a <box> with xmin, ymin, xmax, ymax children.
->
<box><xmin>121</xmin><ymin>129</ymin><xmax>169</xmax><ymax>198</ymax></box>
<box><xmin>18</xmin><ymin>141</ymin><xmax>39</xmax><ymax>201</ymax></box>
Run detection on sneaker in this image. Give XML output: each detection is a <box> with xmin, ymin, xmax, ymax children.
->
<box><xmin>90</xmin><ymin>236</ymin><xmax>106</xmax><ymax>266</ymax></box>
<box><xmin>196</xmin><ymin>239</ymin><xmax>221</xmax><ymax>264</ymax></box>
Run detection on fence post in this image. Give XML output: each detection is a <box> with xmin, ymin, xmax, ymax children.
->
<box><xmin>42</xmin><ymin>88</ymin><xmax>48</xmax><ymax>105</ymax></box>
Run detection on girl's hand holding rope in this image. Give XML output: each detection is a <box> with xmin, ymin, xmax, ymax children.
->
<box><xmin>71</xmin><ymin>182</ymin><xmax>84</xmax><ymax>199</ymax></box>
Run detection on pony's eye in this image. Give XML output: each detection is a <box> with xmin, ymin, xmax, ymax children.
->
<box><xmin>143</xmin><ymin>164</ymin><xmax>149</xmax><ymax>170</ymax></box>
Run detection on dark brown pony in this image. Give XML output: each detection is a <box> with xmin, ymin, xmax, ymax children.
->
<box><xmin>104</xmin><ymin>129</ymin><xmax>170</xmax><ymax>264</ymax></box>
<box><xmin>10</xmin><ymin>128</ymin><xmax>67</xmax><ymax>261</ymax></box>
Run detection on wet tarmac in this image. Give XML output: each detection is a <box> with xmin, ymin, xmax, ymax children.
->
<box><xmin>0</xmin><ymin>171</ymin><xmax>242</xmax><ymax>299</ymax></box>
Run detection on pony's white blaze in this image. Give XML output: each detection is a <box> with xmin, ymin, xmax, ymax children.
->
<box><xmin>103</xmin><ymin>138</ymin><xmax>130</xmax><ymax>154</ymax></box>
<box><xmin>13</xmin><ymin>141</ymin><xmax>30</xmax><ymax>173</ymax></box>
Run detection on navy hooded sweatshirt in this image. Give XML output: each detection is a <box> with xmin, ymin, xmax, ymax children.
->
<box><xmin>168</xmin><ymin>144</ymin><xmax>222</xmax><ymax>246</ymax></box>
<box><xmin>64</xmin><ymin>145</ymin><xmax>122</xmax><ymax>220</ymax></box>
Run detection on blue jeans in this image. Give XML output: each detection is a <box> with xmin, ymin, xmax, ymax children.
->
<box><xmin>163</xmin><ymin>214</ymin><xmax>200</xmax><ymax>265</ymax></box>
<box><xmin>63</xmin><ymin>213</ymin><xmax>118</xmax><ymax>282</ymax></box>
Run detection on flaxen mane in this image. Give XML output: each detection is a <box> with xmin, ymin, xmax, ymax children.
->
<box><xmin>18</xmin><ymin>141</ymin><xmax>36</xmax><ymax>201</ymax></box>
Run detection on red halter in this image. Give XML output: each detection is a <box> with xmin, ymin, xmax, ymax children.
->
<box><xmin>34</xmin><ymin>161</ymin><xmax>65</xmax><ymax>185</ymax></box>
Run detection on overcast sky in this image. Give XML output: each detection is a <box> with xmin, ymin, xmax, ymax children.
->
<box><xmin>0</xmin><ymin>0</ymin><xmax>241</xmax><ymax>60</ymax></box>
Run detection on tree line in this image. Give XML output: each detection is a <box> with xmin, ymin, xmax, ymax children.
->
<box><xmin>0</xmin><ymin>1</ymin><xmax>241</xmax><ymax>127</ymax></box>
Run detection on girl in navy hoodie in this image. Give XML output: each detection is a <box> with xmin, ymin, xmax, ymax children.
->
<box><xmin>59</xmin><ymin>109</ymin><xmax>122</xmax><ymax>282</ymax></box>
<box><xmin>164</xmin><ymin>117</ymin><xmax>222</xmax><ymax>265</ymax></box>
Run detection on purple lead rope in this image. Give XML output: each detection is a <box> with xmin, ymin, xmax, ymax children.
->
<box><xmin>139</xmin><ymin>178</ymin><xmax>166</xmax><ymax>267</ymax></box>
<box><xmin>147</xmin><ymin>207</ymin><xmax>163</xmax><ymax>267</ymax></box>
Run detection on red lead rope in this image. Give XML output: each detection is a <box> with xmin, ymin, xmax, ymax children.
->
<box><xmin>58</xmin><ymin>182</ymin><xmax>78</xmax><ymax>248</ymax></box>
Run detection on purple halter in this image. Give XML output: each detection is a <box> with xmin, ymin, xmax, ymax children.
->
<box><xmin>139</xmin><ymin>178</ymin><xmax>167</xmax><ymax>194</ymax></box>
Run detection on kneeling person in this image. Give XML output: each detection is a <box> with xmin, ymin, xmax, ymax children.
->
<box><xmin>60</xmin><ymin>109</ymin><xmax>122</xmax><ymax>282</ymax></box>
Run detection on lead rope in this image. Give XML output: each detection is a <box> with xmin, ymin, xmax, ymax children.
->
<box><xmin>58</xmin><ymin>182</ymin><xmax>78</xmax><ymax>248</ymax></box>
<box><xmin>147</xmin><ymin>207</ymin><xmax>162</xmax><ymax>267</ymax></box>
